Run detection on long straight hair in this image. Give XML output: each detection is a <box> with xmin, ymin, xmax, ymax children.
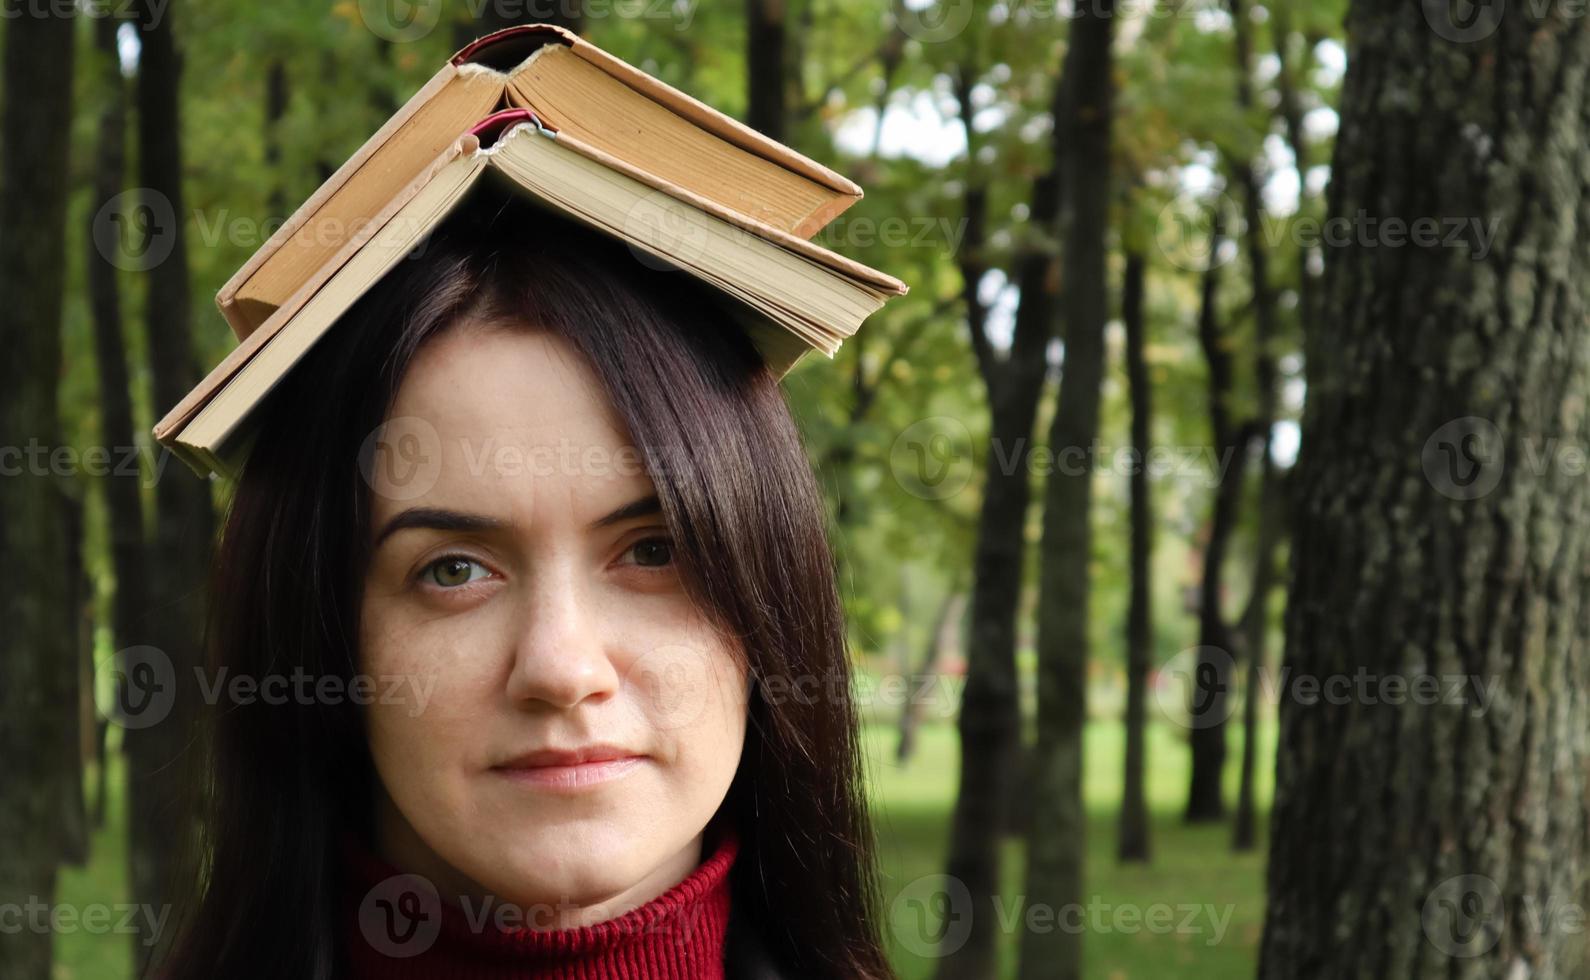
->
<box><xmin>157</xmin><ymin>197</ymin><xmax>894</xmax><ymax>979</ymax></box>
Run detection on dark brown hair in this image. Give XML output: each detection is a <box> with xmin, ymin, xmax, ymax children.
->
<box><xmin>157</xmin><ymin>195</ymin><xmax>893</xmax><ymax>978</ymax></box>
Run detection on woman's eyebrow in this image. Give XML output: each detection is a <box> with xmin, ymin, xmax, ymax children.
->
<box><xmin>373</xmin><ymin>507</ymin><xmax>508</xmax><ymax>547</ymax></box>
<box><xmin>588</xmin><ymin>493</ymin><xmax>661</xmax><ymax>530</ymax></box>
<box><xmin>373</xmin><ymin>496</ymin><xmax>660</xmax><ymax>547</ymax></box>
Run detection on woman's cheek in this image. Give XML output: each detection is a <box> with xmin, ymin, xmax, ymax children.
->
<box><xmin>622</xmin><ymin>631</ymin><xmax>748</xmax><ymax>788</ymax></box>
<box><xmin>360</xmin><ymin>599</ymin><xmax>505</xmax><ymax>774</ymax></box>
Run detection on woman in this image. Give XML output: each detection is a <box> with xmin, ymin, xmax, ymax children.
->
<box><xmin>157</xmin><ymin>196</ymin><xmax>895</xmax><ymax>979</ymax></box>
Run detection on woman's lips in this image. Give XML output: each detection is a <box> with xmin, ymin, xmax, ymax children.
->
<box><xmin>491</xmin><ymin>748</ymin><xmax>647</xmax><ymax>790</ymax></box>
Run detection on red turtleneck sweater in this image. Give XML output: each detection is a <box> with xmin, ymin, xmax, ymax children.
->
<box><xmin>341</xmin><ymin>833</ymin><xmax>738</xmax><ymax>979</ymax></box>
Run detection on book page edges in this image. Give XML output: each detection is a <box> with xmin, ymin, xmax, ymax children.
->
<box><xmin>214</xmin><ymin>59</ymin><xmax>471</xmax><ymax>336</ymax></box>
<box><xmin>563</xmin><ymin>38</ymin><xmax>862</xmax><ymax>202</ymax></box>
<box><xmin>157</xmin><ymin>136</ymin><xmax>480</xmax><ymax>447</ymax></box>
<box><xmin>460</xmin><ymin>24</ymin><xmax>862</xmax><ymax>203</ymax></box>
<box><xmin>548</xmin><ymin>130</ymin><xmax>906</xmax><ymax>296</ymax></box>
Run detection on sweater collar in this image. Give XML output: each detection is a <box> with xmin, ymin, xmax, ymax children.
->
<box><xmin>341</xmin><ymin>830</ymin><xmax>738</xmax><ymax>979</ymax></box>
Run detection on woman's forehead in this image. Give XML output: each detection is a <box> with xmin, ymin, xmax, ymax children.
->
<box><xmin>372</xmin><ymin>326</ymin><xmax>654</xmax><ymax>529</ymax></box>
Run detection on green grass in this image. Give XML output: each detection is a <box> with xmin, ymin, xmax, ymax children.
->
<box><xmin>866</xmin><ymin>718</ymin><xmax>1273</xmax><ymax>979</ymax></box>
<box><xmin>53</xmin><ymin>756</ymin><xmax>133</xmax><ymax>980</ymax></box>
<box><xmin>55</xmin><ymin>714</ymin><xmax>1273</xmax><ymax>980</ymax></box>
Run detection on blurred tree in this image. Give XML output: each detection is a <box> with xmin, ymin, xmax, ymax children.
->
<box><xmin>745</xmin><ymin>0</ymin><xmax>790</xmax><ymax>141</ymax></box>
<box><xmin>1020</xmin><ymin>2</ymin><xmax>1115</xmax><ymax>978</ymax></box>
<box><xmin>126</xmin><ymin>0</ymin><xmax>215</xmax><ymax>965</ymax></box>
<box><xmin>1186</xmin><ymin>193</ymin><xmax>1242</xmax><ymax>824</ymax></box>
<box><xmin>936</xmin><ymin>26</ymin><xmax>1067</xmax><ymax>980</ymax></box>
<box><xmin>86</xmin><ymin>12</ymin><xmax>144</xmax><ymax>834</ymax></box>
<box><xmin>1117</xmin><ymin>244</ymin><xmax>1152</xmax><ymax>863</ymax></box>
<box><xmin>1260</xmin><ymin>2</ymin><xmax>1590</xmax><ymax>975</ymax></box>
<box><xmin>0</xmin><ymin>2</ymin><xmax>78</xmax><ymax>978</ymax></box>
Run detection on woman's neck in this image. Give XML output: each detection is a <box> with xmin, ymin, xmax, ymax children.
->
<box><xmin>340</xmin><ymin>827</ymin><xmax>738</xmax><ymax>979</ymax></box>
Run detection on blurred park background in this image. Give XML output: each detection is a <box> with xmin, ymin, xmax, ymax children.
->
<box><xmin>4</xmin><ymin>0</ymin><xmax>1589</xmax><ymax>978</ymax></box>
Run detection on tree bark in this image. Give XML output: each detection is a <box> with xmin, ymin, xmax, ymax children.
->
<box><xmin>936</xmin><ymin>49</ymin><xmax>1067</xmax><ymax>980</ymax></box>
<box><xmin>1019</xmin><ymin>4</ymin><xmax>1115</xmax><ymax>978</ymax></box>
<box><xmin>745</xmin><ymin>0</ymin><xmax>788</xmax><ymax>142</ymax></box>
<box><xmin>1185</xmin><ymin>202</ymin><xmax>1242</xmax><ymax>823</ymax></box>
<box><xmin>128</xmin><ymin>0</ymin><xmax>214</xmax><ymax>966</ymax></box>
<box><xmin>89</xmin><ymin>4</ymin><xmax>150</xmax><ymax>729</ymax></box>
<box><xmin>1259</xmin><ymin>3</ymin><xmax>1590</xmax><ymax>977</ymax></box>
<box><xmin>898</xmin><ymin>591</ymin><xmax>966</xmax><ymax>763</ymax></box>
<box><xmin>1118</xmin><ymin>248</ymin><xmax>1153</xmax><ymax>864</ymax></box>
<box><xmin>0</xmin><ymin>2</ymin><xmax>77</xmax><ymax>977</ymax></box>
<box><xmin>1225</xmin><ymin>0</ymin><xmax>1284</xmax><ymax>853</ymax></box>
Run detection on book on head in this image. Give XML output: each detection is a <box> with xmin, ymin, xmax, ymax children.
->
<box><xmin>157</xmin><ymin>25</ymin><xmax>909</xmax><ymax>479</ymax></box>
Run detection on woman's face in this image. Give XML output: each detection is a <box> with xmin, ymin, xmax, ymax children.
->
<box><xmin>358</xmin><ymin>322</ymin><xmax>748</xmax><ymax>927</ymax></box>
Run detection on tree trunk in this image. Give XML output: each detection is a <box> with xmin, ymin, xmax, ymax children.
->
<box><xmin>89</xmin><ymin>3</ymin><xmax>150</xmax><ymax>735</ymax></box>
<box><xmin>745</xmin><ymin>0</ymin><xmax>788</xmax><ymax>142</ymax></box>
<box><xmin>1185</xmin><ymin>203</ymin><xmax>1242</xmax><ymax>823</ymax></box>
<box><xmin>0</xmin><ymin>2</ymin><xmax>77</xmax><ymax>977</ymax></box>
<box><xmin>1019</xmin><ymin>4</ymin><xmax>1115</xmax><ymax>979</ymax></box>
<box><xmin>1259</xmin><ymin>4</ymin><xmax>1590</xmax><ymax>977</ymax></box>
<box><xmin>1118</xmin><ymin>248</ymin><xmax>1153</xmax><ymax>864</ymax></box>
<box><xmin>936</xmin><ymin>52</ymin><xmax>1067</xmax><ymax>980</ymax></box>
<box><xmin>128</xmin><ymin>0</ymin><xmax>214</xmax><ymax>966</ymax></box>
<box><xmin>265</xmin><ymin>58</ymin><xmax>288</xmax><ymax>218</ymax></box>
<box><xmin>898</xmin><ymin>591</ymin><xmax>966</xmax><ymax>763</ymax></box>
<box><xmin>59</xmin><ymin>490</ymin><xmax>91</xmax><ymax>867</ymax></box>
<box><xmin>1226</xmin><ymin>0</ymin><xmax>1284</xmax><ymax>853</ymax></box>
<box><xmin>1232</xmin><ymin>467</ymin><xmax>1281</xmax><ymax>853</ymax></box>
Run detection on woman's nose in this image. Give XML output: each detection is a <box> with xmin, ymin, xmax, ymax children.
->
<box><xmin>502</xmin><ymin>566</ymin><xmax>620</xmax><ymax>709</ymax></box>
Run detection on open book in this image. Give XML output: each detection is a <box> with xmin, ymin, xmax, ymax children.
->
<box><xmin>217</xmin><ymin>24</ymin><xmax>867</xmax><ymax>337</ymax></box>
<box><xmin>155</xmin><ymin>109</ymin><xmax>907</xmax><ymax>478</ymax></box>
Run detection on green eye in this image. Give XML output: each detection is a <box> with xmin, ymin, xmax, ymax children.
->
<box><xmin>426</xmin><ymin>556</ymin><xmax>488</xmax><ymax>588</ymax></box>
<box><xmin>631</xmin><ymin>537</ymin><xmax>674</xmax><ymax>568</ymax></box>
